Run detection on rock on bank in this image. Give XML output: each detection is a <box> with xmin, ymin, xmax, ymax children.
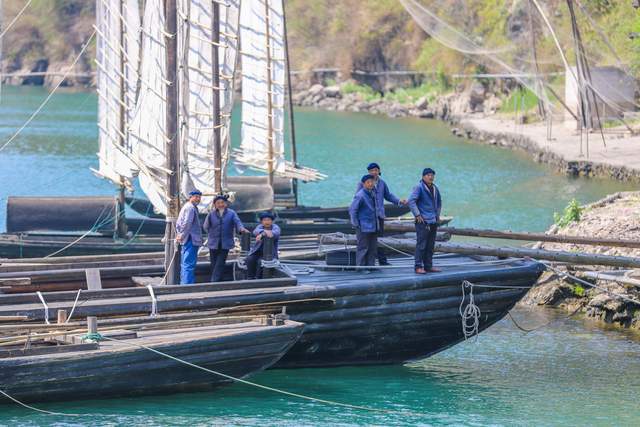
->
<box><xmin>523</xmin><ymin>192</ymin><xmax>640</xmax><ymax>330</ymax></box>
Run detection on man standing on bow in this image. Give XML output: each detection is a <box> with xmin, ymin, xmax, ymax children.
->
<box><xmin>246</xmin><ymin>212</ymin><xmax>281</xmax><ymax>280</ymax></box>
<box><xmin>355</xmin><ymin>162</ymin><xmax>406</xmax><ymax>265</ymax></box>
<box><xmin>203</xmin><ymin>194</ymin><xmax>250</xmax><ymax>282</ymax></box>
<box><xmin>350</xmin><ymin>174</ymin><xmax>380</xmax><ymax>267</ymax></box>
<box><xmin>408</xmin><ymin>168</ymin><xmax>442</xmax><ymax>274</ymax></box>
<box><xmin>175</xmin><ymin>189</ymin><xmax>203</xmax><ymax>284</ymax></box>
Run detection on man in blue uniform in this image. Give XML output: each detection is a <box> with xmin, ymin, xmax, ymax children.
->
<box><xmin>203</xmin><ymin>194</ymin><xmax>249</xmax><ymax>282</ymax></box>
<box><xmin>408</xmin><ymin>168</ymin><xmax>442</xmax><ymax>274</ymax></box>
<box><xmin>246</xmin><ymin>212</ymin><xmax>281</xmax><ymax>280</ymax></box>
<box><xmin>175</xmin><ymin>189</ymin><xmax>203</xmax><ymax>284</ymax></box>
<box><xmin>356</xmin><ymin>162</ymin><xmax>406</xmax><ymax>265</ymax></box>
<box><xmin>350</xmin><ymin>174</ymin><xmax>379</xmax><ymax>267</ymax></box>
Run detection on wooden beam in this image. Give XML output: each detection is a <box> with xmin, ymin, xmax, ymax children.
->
<box><xmin>320</xmin><ymin>234</ymin><xmax>640</xmax><ymax>268</ymax></box>
<box><xmin>440</xmin><ymin>227</ymin><xmax>640</xmax><ymax>249</ymax></box>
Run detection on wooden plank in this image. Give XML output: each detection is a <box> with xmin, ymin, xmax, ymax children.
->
<box><xmin>440</xmin><ymin>226</ymin><xmax>640</xmax><ymax>249</ymax></box>
<box><xmin>85</xmin><ymin>269</ymin><xmax>102</xmax><ymax>291</ymax></box>
<box><xmin>0</xmin><ymin>316</ymin><xmax>28</xmax><ymax>323</ymax></box>
<box><xmin>0</xmin><ymin>278</ymin><xmax>31</xmax><ymax>287</ymax></box>
<box><xmin>0</xmin><ymin>342</ymin><xmax>99</xmax><ymax>358</ymax></box>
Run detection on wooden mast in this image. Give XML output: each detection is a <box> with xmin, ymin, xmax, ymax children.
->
<box><xmin>212</xmin><ymin>0</ymin><xmax>222</xmax><ymax>194</ymax></box>
<box><xmin>116</xmin><ymin>0</ymin><xmax>129</xmax><ymax>239</ymax></box>
<box><xmin>282</xmin><ymin>0</ymin><xmax>299</xmax><ymax>206</ymax></box>
<box><xmin>164</xmin><ymin>0</ymin><xmax>179</xmax><ymax>285</ymax></box>
<box><xmin>264</xmin><ymin>0</ymin><xmax>275</xmax><ymax>189</ymax></box>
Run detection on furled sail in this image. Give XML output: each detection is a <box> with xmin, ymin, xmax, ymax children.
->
<box><xmin>94</xmin><ymin>0</ymin><xmax>140</xmax><ymax>189</ymax></box>
<box><xmin>235</xmin><ymin>0</ymin><xmax>324</xmax><ymax>182</ymax></box>
<box><xmin>178</xmin><ymin>0</ymin><xmax>240</xmax><ymax>208</ymax></box>
<box><xmin>128</xmin><ymin>0</ymin><xmax>170</xmax><ymax>215</ymax></box>
<box><xmin>236</xmin><ymin>0</ymin><xmax>286</xmax><ymax>175</ymax></box>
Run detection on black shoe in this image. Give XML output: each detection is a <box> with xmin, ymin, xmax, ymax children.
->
<box><xmin>378</xmin><ymin>260</ymin><xmax>391</xmax><ymax>266</ymax></box>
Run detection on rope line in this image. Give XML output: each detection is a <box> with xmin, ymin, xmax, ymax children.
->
<box><xmin>0</xmin><ymin>389</ymin><xmax>81</xmax><ymax>417</ymax></box>
<box><xmin>0</xmin><ymin>0</ymin><xmax>33</xmax><ymax>40</ymax></box>
<box><xmin>0</xmin><ymin>29</ymin><xmax>96</xmax><ymax>153</ymax></box>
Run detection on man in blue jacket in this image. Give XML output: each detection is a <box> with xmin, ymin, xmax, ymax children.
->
<box><xmin>408</xmin><ymin>168</ymin><xmax>442</xmax><ymax>274</ymax></box>
<box><xmin>246</xmin><ymin>212</ymin><xmax>281</xmax><ymax>279</ymax></box>
<box><xmin>203</xmin><ymin>194</ymin><xmax>249</xmax><ymax>282</ymax></box>
<box><xmin>356</xmin><ymin>162</ymin><xmax>406</xmax><ymax>265</ymax></box>
<box><xmin>350</xmin><ymin>174</ymin><xmax>379</xmax><ymax>267</ymax></box>
<box><xmin>175</xmin><ymin>189</ymin><xmax>203</xmax><ymax>284</ymax></box>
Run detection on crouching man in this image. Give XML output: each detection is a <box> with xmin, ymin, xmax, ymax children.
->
<box><xmin>246</xmin><ymin>212</ymin><xmax>281</xmax><ymax>280</ymax></box>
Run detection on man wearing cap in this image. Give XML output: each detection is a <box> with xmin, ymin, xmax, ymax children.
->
<box><xmin>203</xmin><ymin>194</ymin><xmax>250</xmax><ymax>282</ymax></box>
<box><xmin>246</xmin><ymin>212</ymin><xmax>281</xmax><ymax>280</ymax></box>
<box><xmin>408</xmin><ymin>168</ymin><xmax>442</xmax><ymax>274</ymax></box>
<box><xmin>175</xmin><ymin>190</ymin><xmax>203</xmax><ymax>284</ymax></box>
<box><xmin>350</xmin><ymin>174</ymin><xmax>379</xmax><ymax>268</ymax></box>
<box><xmin>356</xmin><ymin>162</ymin><xmax>407</xmax><ymax>265</ymax></box>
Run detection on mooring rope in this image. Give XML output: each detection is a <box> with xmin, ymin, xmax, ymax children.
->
<box><xmin>0</xmin><ymin>389</ymin><xmax>81</xmax><ymax>417</ymax></box>
<box><xmin>98</xmin><ymin>335</ymin><xmax>423</xmax><ymax>417</ymax></box>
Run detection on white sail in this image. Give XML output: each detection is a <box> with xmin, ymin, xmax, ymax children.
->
<box><xmin>178</xmin><ymin>0</ymin><xmax>240</xmax><ymax>208</ymax></box>
<box><xmin>128</xmin><ymin>0</ymin><xmax>169</xmax><ymax>215</ymax></box>
<box><xmin>237</xmin><ymin>0</ymin><xmax>286</xmax><ymax>174</ymax></box>
<box><xmin>95</xmin><ymin>0</ymin><xmax>140</xmax><ymax>188</ymax></box>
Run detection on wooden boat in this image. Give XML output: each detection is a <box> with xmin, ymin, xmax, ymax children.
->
<box><xmin>0</xmin><ymin>254</ymin><xmax>544</xmax><ymax>367</ymax></box>
<box><xmin>0</xmin><ymin>318</ymin><xmax>304</xmax><ymax>402</ymax></box>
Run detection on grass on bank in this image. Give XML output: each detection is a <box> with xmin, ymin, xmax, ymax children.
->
<box><xmin>340</xmin><ymin>76</ymin><xmax>452</xmax><ymax>104</ymax></box>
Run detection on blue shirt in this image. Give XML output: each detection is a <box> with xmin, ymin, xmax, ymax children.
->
<box><xmin>176</xmin><ymin>202</ymin><xmax>203</xmax><ymax>246</ymax></box>
<box><xmin>356</xmin><ymin>177</ymin><xmax>401</xmax><ymax>219</ymax></box>
<box><xmin>249</xmin><ymin>224</ymin><xmax>281</xmax><ymax>257</ymax></box>
<box><xmin>408</xmin><ymin>181</ymin><xmax>442</xmax><ymax>224</ymax></box>
<box><xmin>203</xmin><ymin>208</ymin><xmax>245</xmax><ymax>250</ymax></box>
<box><xmin>349</xmin><ymin>188</ymin><xmax>379</xmax><ymax>233</ymax></box>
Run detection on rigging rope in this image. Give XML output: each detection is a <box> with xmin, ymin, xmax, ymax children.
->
<box><xmin>0</xmin><ymin>29</ymin><xmax>96</xmax><ymax>153</ymax></box>
<box><xmin>0</xmin><ymin>0</ymin><xmax>33</xmax><ymax>40</ymax></box>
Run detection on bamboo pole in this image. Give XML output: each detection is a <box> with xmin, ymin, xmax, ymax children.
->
<box><xmin>212</xmin><ymin>0</ymin><xmax>222</xmax><ymax>194</ymax></box>
<box><xmin>320</xmin><ymin>234</ymin><xmax>640</xmax><ymax>268</ymax></box>
<box><xmin>164</xmin><ymin>0</ymin><xmax>179</xmax><ymax>285</ymax></box>
<box><xmin>282</xmin><ymin>0</ymin><xmax>299</xmax><ymax>206</ymax></box>
<box><xmin>440</xmin><ymin>227</ymin><xmax>640</xmax><ymax>249</ymax></box>
<box><xmin>115</xmin><ymin>0</ymin><xmax>129</xmax><ymax>239</ymax></box>
<box><xmin>264</xmin><ymin>0</ymin><xmax>275</xmax><ymax>189</ymax></box>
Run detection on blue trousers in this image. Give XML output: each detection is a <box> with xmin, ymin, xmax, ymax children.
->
<box><xmin>355</xmin><ymin>229</ymin><xmax>378</xmax><ymax>266</ymax></box>
<box><xmin>180</xmin><ymin>239</ymin><xmax>199</xmax><ymax>284</ymax></box>
<box><xmin>415</xmin><ymin>222</ymin><xmax>438</xmax><ymax>269</ymax></box>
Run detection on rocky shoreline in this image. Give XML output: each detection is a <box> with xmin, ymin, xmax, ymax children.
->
<box><xmin>522</xmin><ymin>192</ymin><xmax>640</xmax><ymax>331</ymax></box>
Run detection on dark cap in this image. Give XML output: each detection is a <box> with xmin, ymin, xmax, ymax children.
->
<box><xmin>422</xmin><ymin>168</ymin><xmax>436</xmax><ymax>176</ymax></box>
<box><xmin>361</xmin><ymin>174</ymin><xmax>375</xmax><ymax>183</ymax></box>
<box><xmin>189</xmin><ymin>189</ymin><xmax>203</xmax><ymax>196</ymax></box>
<box><xmin>258</xmin><ymin>211</ymin><xmax>276</xmax><ymax>221</ymax></box>
<box><xmin>367</xmin><ymin>162</ymin><xmax>380</xmax><ymax>171</ymax></box>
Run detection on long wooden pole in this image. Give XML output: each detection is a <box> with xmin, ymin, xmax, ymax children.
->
<box><xmin>212</xmin><ymin>1</ymin><xmax>222</xmax><ymax>194</ymax></box>
<box><xmin>116</xmin><ymin>0</ymin><xmax>129</xmax><ymax>239</ymax></box>
<box><xmin>164</xmin><ymin>0</ymin><xmax>179</xmax><ymax>285</ymax></box>
<box><xmin>264</xmin><ymin>0</ymin><xmax>275</xmax><ymax>189</ymax></box>
<box><xmin>320</xmin><ymin>234</ymin><xmax>640</xmax><ymax>268</ymax></box>
<box><xmin>282</xmin><ymin>0</ymin><xmax>299</xmax><ymax>206</ymax></box>
<box><xmin>439</xmin><ymin>227</ymin><xmax>640</xmax><ymax>249</ymax></box>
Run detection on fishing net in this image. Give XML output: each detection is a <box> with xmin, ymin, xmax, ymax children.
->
<box><xmin>399</xmin><ymin>0</ymin><xmax>640</xmax><ymax>132</ymax></box>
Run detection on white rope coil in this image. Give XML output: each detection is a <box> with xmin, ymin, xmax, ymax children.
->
<box><xmin>36</xmin><ymin>291</ymin><xmax>50</xmax><ymax>325</ymax></box>
<box><xmin>459</xmin><ymin>280</ymin><xmax>480</xmax><ymax>341</ymax></box>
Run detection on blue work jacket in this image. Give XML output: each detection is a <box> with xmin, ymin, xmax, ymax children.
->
<box><xmin>349</xmin><ymin>188</ymin><xmax>379</xmax><ymax>233</ymax></box>
<box><xmin>203</xmin><ymin>208</ymin><xmax>245</xmax><ymax>250</ymax></box>
<box><xmin>356</xmin><ymin>177</ymin><xmax>401</xmax><ymax>219</ymax></box>
<box><xmin>408</xmin><ymin>181</ymin><xmax>442</xmax><ymax>224</ymax></box>
<box><xmin>176</xmin><ymin>202</ymin><xmax>203</xmax><ymax>246</ymax></box>
<box><xmin>248</xmin><ymin>224</ymin><xmax>281</xmax><ymax>257</ymax></box>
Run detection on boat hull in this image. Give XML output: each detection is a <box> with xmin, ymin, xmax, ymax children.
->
<box><xmin>0</xmin><ymin>321</ymin><xmax>304</xmax><ymax>403</ymax></box>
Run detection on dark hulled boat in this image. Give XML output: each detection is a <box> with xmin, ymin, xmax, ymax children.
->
<box><xmin>0</xmin><ymin>254</ymin><xmax>543</xmax><ymax>367</ymax></box>
<box><xmin>0</xmin><ymin>319</ymin><xmax>303</xmax><ymax>402</ymax></box>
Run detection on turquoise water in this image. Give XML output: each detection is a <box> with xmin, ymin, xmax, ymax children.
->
<box><xmin>1</xmin><ymin>86</ymin><xmax>639</xmax><ymax>425</ymax></box>
<box><xmin>0</xmin><ymin>86</ymin><xmax>635</xmax><ymax>233</ymax></box>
